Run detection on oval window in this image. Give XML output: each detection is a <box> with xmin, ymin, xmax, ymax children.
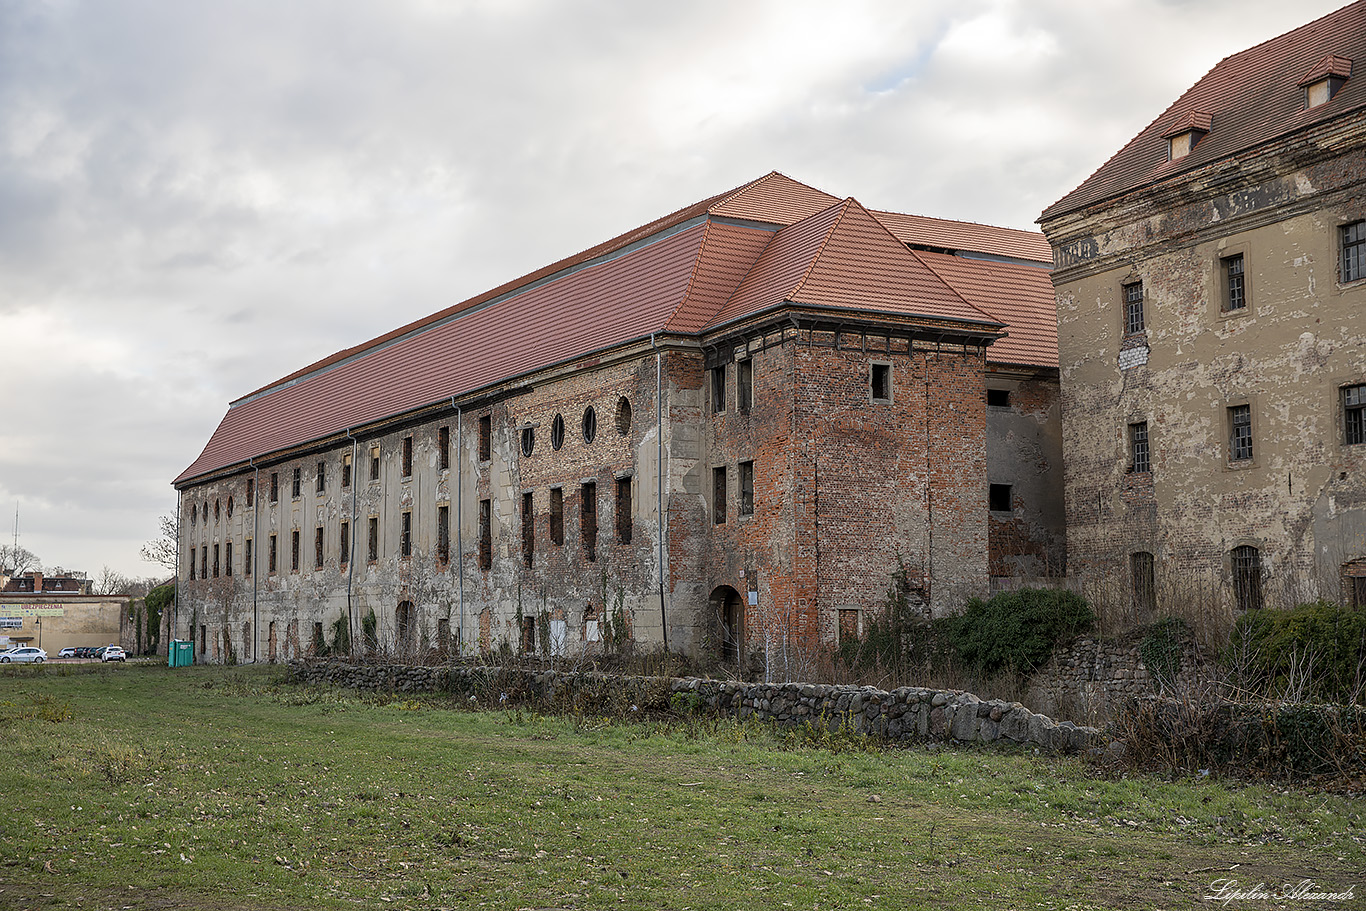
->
<box><xmin>582</xmin><ymin>406</ymin><xmax>597</xmax><ymax>443</ymax></box>
<box><xmin>521</xmin><ymin>426</ymin><xmax>536</xmax><ymax>457</ymax></box>
<box><xmin>227</xmin><ymin>496</ymin><xmax>234</xmax><ymax>518</ymax></box>
<box><xmin>615</xmin><ymin>397</ymin><xmax>632</xmax><ymax>435</ymax></box>
<box><xmin>551</xmin><ymin>414</ymin><xmax>565</xmax><ymax>450</ymax></box>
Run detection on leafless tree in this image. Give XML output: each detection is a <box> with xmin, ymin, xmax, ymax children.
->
<box><xmin>95</xmin><ymin>565</ymin><xmax>134</xmax><ymax>595</ymax></box>
<box><xmin>0</xmin><ymin>543</ymin><xmax>41</xmax><ymax>576</ymax></box>
<box><xmin>140</xmin><ymin>514</ymin><xmax>180</xmax><ymax>574</ymax></box>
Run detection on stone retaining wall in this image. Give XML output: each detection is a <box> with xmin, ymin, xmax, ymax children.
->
<box><xmin>1026</xmin><ymin>635</ymin><xmax>1208</xmax><ymax>725</ymax></box>
<box><xmin>288</xmin><ymin>660</ymin><xmax>1101</xmax><ymax>754</ymax></box>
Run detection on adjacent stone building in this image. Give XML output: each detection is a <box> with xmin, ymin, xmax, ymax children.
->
<box><xmin>1038</xmin><ymin>2</ymin><xmax>1366</xmax><ymax>617</ymax></box>
<box><xmin>175</xmin><ymin>173</ymin><xmax>1061</xmax><ymax>665</ymax></box>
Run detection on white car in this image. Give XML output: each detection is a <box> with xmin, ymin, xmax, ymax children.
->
<box><xmin>0</xmin><ymin>647</ymin><xmax>47</xmax><ymax>663</ymax></box>
<box><xmin>100</xmin><ymin>646</ymin><xmax>126</xmax><ymax>662</ymax></box>
<box><xmin>58</xmin><ymin>647</ymin><xmax>77</xmax><ymax>658</ymax></box>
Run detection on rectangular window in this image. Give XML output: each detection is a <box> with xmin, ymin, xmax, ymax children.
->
<box><xmin>521</xmin><ymin>615</ymin><xmax>536</xmax><ymax>654</ymax></box>
<box><xmin>270</xmin><ymin>472</ymin><xmax>279</xmax><ymax>503</ymax></box>
<box><xmin>370</xmin><ymin>447</ymin><xmax>380</xmax><ymax>481</ymax></box>
<box><xmin>201</xmin><ymin>546</ymin><xmax>208</xmax><ymax>579</ymax></box>
<box><xmin>1223</xmin><ymin>253</ymin><xmax>1245</xmax><ymax>311</ymax></box>
<box><xmin>738</xmin><ymin>461</ymin><xmax>754</xmax><ymax>516</ymax></box>
<box><xmin>246</xmin><ymin>477</ymin><xmax>255</xmax><ymax>506</ymax></box>
<box><xmin>402</xmin><ymin>436</ymin><xmax>413</xmax><ymax>478</ymax></box>
<box><xmin>1342</xmin><ymin>220</ymin><xmax>1365</xmax><ymax>283</ymax></box>
<box><xmin>437</xmin><ymin>505</ymin><xmax>449</xmax><ymax>563</ymax></box>
<box><xmin>479</xmin><ymin>415</ymin><xmax>492</xmax><ymax>461</ymax></box>
<box><xmin>1129</xmin><ymin>421</ymin><xmax>1150</xmax><ymax>473</ymax></box>
<box><xmin>339</xmin><ymin>521</ymin><xmax>349</xmax><ymax>567</ymax></box>
<box><xmin>986</xmin><ymin>388</ymin><xmax>1010</xmax><ymax>408</ymax></box>
<box><xmin>188</xmin><ymin>546</ymin><xmax>195</xmax><ymax>580</ymax></box>
<box><xmin>615</xmin><ymin>477</ymin><xmax>632</xmax><ymax>544</ymax></box>
<box><xmin>713</xmin><ymin>466</ymin><xmax>727</xmax><ymax>525</ymax></box>
<box><xmin>737</xmin><ymin>359</ymin><xmax>753</xmax><ymax>412</ymax></box>
<box><xmin>549</xmin><ymin>488</ymin><xmax>564</xmax><ymax>546</ymax></box>
<box><xmin>1231</xmin><ymin>545</ymin><xmax>1263</xmax><ymax>611</ymax></box>
<box><xmin>211</xmin><ymin>543</ymin><xmax>219</xmax><ymax>578</ymax></box>
<box><xmin>292</xmin><ymin>467</ymin><xmax>302</xmax><ymax>499</ymax></box>
<box><xmin>438</xmin><ymin>426</ymin><xmax>450</xmax><ymax>471</ymax></box>
<box><xmin>311</xmin><ymin>527</ymin><xmax>322</xmax><ymax>570</ymax></box>
<box><xmin>269</xmin><ymin>533</ymin><xmax>278</xmax><ymax>574</ymax></box>
<box><xmin>580</xmin><ymin>482</ymin><xmax>597</xmax><ymax>562</ymax></box>
<box><xmin>400</xmin><ymin>511</ymin><xmax>412</xmax><ymax>558</ymax></box>
<box><xmin>291</xmin><ymin>529</ymin><xmax>300</xmax><ymax>572</ymax></box>
<box><xmin>244</xmin><ymin>538</ymin><xmax>252</xmax><ymax>577</ymax></box>
<box><xmin>225</xmin><ymin>541</ymin><xmax>233</xmax><ymax>577</ymax></box>
<box><xmin>316</xmin><ymin>461</ymin><xmax>326</xmax><ymax>494</ymax></box>
<box><xmin>522</xmin><ymin>492</ymin><xmax>535</xmax><ymax>567</ymax></box>
<box><xmin>711</xmin><ymin>365</ymin><xmax>726</xmax><ymax>413</ymax></box>
<box><xmin>1229</xmin><ymin>404</ymin><xmax>1252</xmax><ymax>462</ymax></box>
<box><xmin>1131</xmin><ymin>551</ymin><xmax>1156</xmax><ymax>615</ymax></box>
<box><xmin>367</xmin><ymin>517</ymin><xmax>379</xmax><ymax>562</ymax></box>
<box><xmin>200</xmin><ymin>624</ymin><xmax>206</xmax><ymax>655</ymax></box>
<box><xmin>342</xmin><ymin>454</ymin><xmax>352</xmax><ymax>488</ymax></box>
<box><xmin>989</xmin><ymin>483</ymin><xmax>1012</xmax><ymax>512</ymax></box>
<box><xmin>870</xmin><ymin>362</ymin><xmax>892</xmax><ymax>403</ymax></box>
<box><xmin>1344</xmin><ymin>384</ymin><xmax>1366</xmax><ymax>445</ymax></box>
<box><xmin>1123</xmin><ymin>281</ymin><xmax>1144</xmax><ymax>335</ymax></box>
<box><xmin>479</xmin><ymin>499</ymin><xmax>492</xmax><ymax>569</ymax></box>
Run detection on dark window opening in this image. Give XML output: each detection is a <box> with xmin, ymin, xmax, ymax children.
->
<box><xmin>225</xmin><ymin>542</ymin><xmax>233</xmax><ymax>577</ymax></box>
<box><xmin>316</xmin><ymin>461</ymin><xmax>326</xmax><ymax>494</ymax></box>
<box><xmin>989</xmin><ymin>483</ymin><xmax>1012</xmax><ymax>513</ymax></box>
<box><xmin>1229</xmin><ymin>404</ymin><xmax>1252</xmax><ymax>462</ymax></box>
<box><xmin>188</xmin><ymin>546</ymin><xmax>196</xmax><ymax>580</ymax></box>
<box><xmin>713</xmin><ymin>467</ymin><xmax>727</xmax><ymax>525</ymax></box>
<box><xmin>549</xmin><ymin>488</ymin><xmax>564</xmax><ymax>546</ymax></box>
<box><xmin>521</xmin><ymin>426</ymin><xmax>535</xmax><ymax>457</ymax></box>
<box><xmin>212</xmin><ymin>544</ymin><xmax>220</xmax><ymax>578</ymax></box>
<box><xmin>986</xmin><ymin>388</ymin><xmax>1010</xmax><ymax>408</ymax></box>
<box><xmin>738</xmin><ymin>461</ymin><xmax>754</xmax><ymax>517</ymax></box>
<box><xmin>616</xmin><ymin>477</ymin><xmax>632</xmax><ymax>545</ymax></box>
<box><xmin>521</xmin><ymin>616</ymin><xmax>536</xmax><ymax>654</ymax></box>
<box><xmin>478</xmin><ymin>415</ymin><xmax>492</xmax><ymax>461</ymax></box>
<box><xmin>438</xmin><ymin>426</ymin><xmax>450</xmax><ymax>471</ymax></box>
<box><xmin>838</xmin><ymin>609</ymin><xmax>859</xmax><ymax>647</ymax></box>
<box><xmin>291</xmin><ymin>530</ymin><xmax>300</xmax><ymax>573</ymax></box>
<box><xmin>1130</xmin><ymin>421</ymin><xmax>1150</xmax><ymax>473</ymax></box>
<box><xmin>268</xmin><ymin>534</ymin><xmax>278</xmax><ymax>574</ymax></box>
<box><xmin>270</xmin><ymin>472</ymin><xmax>279</xmax><ymax>503</ymax></box>
<box><xmin>246</xmin><ymin>478</ymin><xmax>255</xmax><ymax>506</ymax></box>
<box><xmin>870</xmin><ymin>362</ymin><xmax>891</xmax><ymax>403</ymax></box>
<box><xmin>1131</xmin><ymin>551</ymin><xmax>1156</xmax><ymax>616</ymax></box>
<box><xmin>479</xmin><ymin>499</ymin><xmax>492</xmax><ymax>570</ymax></box>
<box><xmin>1123</xmin><ymin>281</ymin><xmax>1145</xmax><ymax>335</ymax></box>
<box><xmin>200</xmin><ymin>624</ymin><xmax>206</xmax><ymax>655</ymax></box>
<box><xmin>737</xmin><ymin>359</ymin><xmax>753</xmax><ymax>412</ymax></box>
<box><xmin>1231</xmin><ymin>545</ymin><xmax>1263</xmax><ymax>611</ymax></box>
<box><xmin>367</xmin><ymin>517</ymin><xmax>379</xmax><ymax>563</ymax></box>
<box><xmin>370</xmin><ymin>447</ymin><xmax>380</xmax><ymax>481</ymax></box>
<box><xmin>1342</xmin><ymin>220</ymin><xmax>1365</xmax><ymax>284</ymax></box>
<box><xmin>244</xmin><ymin>538</ymin><xmax>252</xmax><ymax>577</ymax></box>
<box><xmin>342</xmin><ymin>454</ymin><xmax>352</xmax><ymax>488</ymax></box>
<box><xmin>315</xmin><ymin>527</ymin><xmax>324</xmax><ymax>569</ymax></box>
<box><xmin>1344</xmin><ymin>384</ymin><xmax>1365</xmax><ymax>445</ymax></box>
<box><xmin>711</xmin><ymin>365</ymin><xmax>726</xmax><ymax>413</ymax></box>
<box><xmin>214</xmin><ymin>499</ymin><xmax>220</xmax><ymax>522</ymax></box>
<box><xmin>550</xmin><ymin>414</ymin><xmax>565</xmax><ymax>450</ymax></box>
<box><xmin>581</xmin><ymin>482</ymin><xmax>597</xmax><ymax>562</ymax></box>
<box><xmin>1223</xmin><ymin>253</ymin><xmax>1245</xmax><ymax>311</ymax></box>
<box><xmin>201</xmin><ymin>546</ymin><xmax>207</xmax><ymax>579</ymax></box>
<box><xmin>402</xmin><ymin>436</ymin><xmax>413</xmax><ymax>478</ymax></box>
<box><xmin>227</xmin><ymin>496</ymin><xmax>234</xmax><ymax>518</ymax></box>
<box><xmin>340</xmin><ymin>521</ymin><xmax>349</xmax><ymax>567</ymax></box>
<box><xmin>437</xmin><ymin>505</ymin><xmax>449</xmax><ymax>563</ymax></box>
<box><xmin>400</xmin><ymin>511</ymin><xmax>412</xmax><ymax>559</ymax></box>
<box><xmin>292</xmin><ymin>467</ymin><xmax>302</xmax><ymax>499</ymax></box>
<box><xmin>582</xmin><ymin>406</ymin><xmax>597</xmax><ymax>443</ymax></box>
<box><xmin>522</xmin><ymin>492</ymin><xmax>534</xmax><ymax>567</ymax></box>
<box><xmin>615</xmin><ymin>397</ymin><xmax>632</xmax><ymax>435</ymax></box>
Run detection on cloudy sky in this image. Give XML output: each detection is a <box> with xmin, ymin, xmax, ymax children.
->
<box><xmin>0</xmin><ymin>0</ymin><xmax>1348</xmax><ymax>581</ymax></box>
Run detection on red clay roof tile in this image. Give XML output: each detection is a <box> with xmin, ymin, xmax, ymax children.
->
<box><xmin>915</xmin><ymin>251</ymin><xmax>1058</xmax><ymax>369</ymax></box>
<box><xmin>872</xmin><ymin>210</ymin><xmax>1052</xmax><ymax>263</ymax></box>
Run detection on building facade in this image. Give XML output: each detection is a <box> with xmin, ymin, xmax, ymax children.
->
<box><xmin>1038</xmin><ymin>2</ymin><xmax>1366</xmax><ymax>617</ymax></box>
<box><xmin>176</xmin><ymin>174</ymin><xmax>1062</xmax><ymax>666</ymax></box>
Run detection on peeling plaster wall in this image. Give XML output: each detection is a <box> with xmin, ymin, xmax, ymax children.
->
<box><xmin>1043</xmin><ymin>114</ymin><xmax>1366</xmax><ymax>611</ymax></box>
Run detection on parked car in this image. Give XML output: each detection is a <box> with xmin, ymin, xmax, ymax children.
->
<box><xmin>0</xmin><ymin>647</ymin><xmax>47</xmax><ymax>663</ymax></box>
<box><xmin>58</xmin><ymin>647</ymin><xmax>77</xmax><ymax>658</ymax></box>
<box><xmin>100</xmin><ymin>646</ymin><xmax>126</xmax><ymax>662</ymax></box>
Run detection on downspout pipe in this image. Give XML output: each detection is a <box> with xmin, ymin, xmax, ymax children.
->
<box><xmin>250</xmin><ymin>458</ymin><xmax>260</xmax><ymax>663</ymax></box>
<box><xmin>651</xmin><ymin>334</ymin><xmax>668</xmax><ymax>654</ymax></box>
<box><xmin>345</xmin><ymin>431</ymin><xmax>358</xmax><ymax>651</ymax></box>
<box><xmin>173</xmin><ymin>496</ymin><xmax>180</xmax><ymax>647</ymax></box>
<box><xmin>452</xmin><ymin>397</ymin><xmax>465</xmax><ymax>656</ymax></box>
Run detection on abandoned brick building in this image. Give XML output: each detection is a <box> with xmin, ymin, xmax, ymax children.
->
<box><xmin>1038</xmin><ymin>1</ymin><xmax>1366</xmax><ymax>615</ymax></box>
<box><xmin>175</xmin><ymin>172</ymin><xmax>1062</xmax><ymax>664</ymax></box>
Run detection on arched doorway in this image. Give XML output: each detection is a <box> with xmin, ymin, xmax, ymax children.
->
<box><xmin>396</xmin><ymin>600</ymin><xmax>415</xmax><ymax>655</ymax></box>
<box><xmin>710</xmin><ymin>586</ymin><xmax>744</xmax><ymax>664</ymax></box>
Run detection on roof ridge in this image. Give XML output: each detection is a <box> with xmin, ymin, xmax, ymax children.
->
<box><xmin>708</xmin><ymin>170</ymin><xmax>786</xmax><ymax>214</ymax></box>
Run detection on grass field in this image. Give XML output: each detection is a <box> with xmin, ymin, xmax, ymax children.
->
<box><xmin>0</xmin><ymin>663</ymin><xmax>1360</xmax><ymax>910</ymax></box>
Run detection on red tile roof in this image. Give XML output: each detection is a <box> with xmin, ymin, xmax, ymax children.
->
<box><xmin>916</xmin><ymin>252</ymin><xmax>1058</xmax><ymax>369</ymax></box>
<box><xmin>1041</xmin><ymin>0</ymin><xmax>1366</xmax><ymax>222</ymax></box>
<box><xmin>873</xmin><ymin>210</ymin><xmax>1053</xmax><ymax>263</ymax></box>
<box><xmin>178</xmin><ymin>175</ymin><xmax>1047</xmax><ymax>485</ymax></box>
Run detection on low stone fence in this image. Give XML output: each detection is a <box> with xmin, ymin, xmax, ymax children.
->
<box><xmin>288</xmin><ymin>660</ymin><xmax>1101</xmax><ymax>754</ymax></box>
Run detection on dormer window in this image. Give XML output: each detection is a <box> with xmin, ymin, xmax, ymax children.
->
<box><xmin>1300</xmin><ymin>54</ymin><xmax>1351</xmax><ymax>109</ymax></box>
<box><xmin>1161</xmin><ymin>111</ymin><xmax>1212</xmax><ymax>161</ymax></box>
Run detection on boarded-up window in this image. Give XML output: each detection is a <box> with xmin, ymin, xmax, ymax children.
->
<box><xmin>549</xmin><ymin>488</ymin><xmax>564</xmax><ymax>546</ymax></box>
<box><xmin>479</xmin><ymin>499</ymin><xmax>492</xmax><ymax>570</ymax></box>
<box><xmin>615</xmin><ymin>477</ymin><xmax>632</xmax><ymax>544</ymax></box>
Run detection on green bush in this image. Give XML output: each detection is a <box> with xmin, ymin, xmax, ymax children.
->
<box><xmin>947</xmin><ymin>588</ymin><xmax>1095</xmax><ymax>677</ymax></box>
<box><xmin>1138</xmin><ymin>616</ymin><xmax>1187</xmax><ymax>690</ymax></box>
<box><xmin>1229</xmin><ymin>601</ymin><xmax>1366</xmax><ymax>703</ymax></box>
